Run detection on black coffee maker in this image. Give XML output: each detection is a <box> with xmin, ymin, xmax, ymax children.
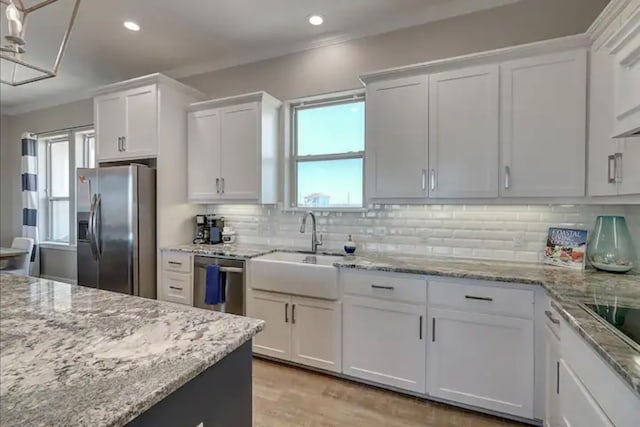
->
<box><xmin>206</xmin><ymin>215</ymin><xmax>225</xmax><ymax>244</ymax></box>
<box><xmin>193</xmin><ymin>214</ymin><xmax>208</xmax><ymax>244</ymax></box>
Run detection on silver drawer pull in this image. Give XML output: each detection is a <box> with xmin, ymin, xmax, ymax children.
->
<box><xmin>371</xmin><ymin>285</ymin><xmax>394</xmax><ymax>291</ymax></box>
<box><xmin>169</xmin><ymin>286</ymin><xmax>183</xmax><ymax>291</ymax></box>
<box><xmin>465</xmin><ymin>295</ymin><xmax>493</xmax><ymax>302</ymax></box>
<box><xmin>545</xmin><ymin>310</ymin><xmax>560</xmax><ymax>325</ymax></box>
<box><xmin>168</xmin><ymin>261</ymin><xmax>182</xmax><ymax>266</ymax></box>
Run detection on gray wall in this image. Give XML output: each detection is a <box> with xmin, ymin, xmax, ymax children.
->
<box><xmin>0</xmin><ymin>0</ymin><xmax>614</xmax><ymax>281</ymax></box>
<box><xmin>181</xmin><ymin>0</ymin><xmax>608</xmax><ymax>100</ymax></box>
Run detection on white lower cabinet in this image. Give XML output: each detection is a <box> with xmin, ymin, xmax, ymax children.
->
<box><xmin>342</xmin><ymin>295</ymin><xmax>427</xmax><ymax>394</ymax></box>
<box><xmin>544</xmin><ymin>323</ymin><xmax>562</xmax><ymax>427</ymax></box>
<box><xmin>558</xmin><ymin>359</ymin><xmax>613</xmax><ymax>427</ymax></box>
<box><xmin>426</xmin><ymin>308</ymin><xmax>534</xmax><ymax>419</ymax></box>
<box><xmin>250</xmin><ymin>290</ymin><xmax>291</xmax><ymax>360</ymax></box>
<box><xmin>248</xmin><ymin>290</ymin><xmax>342</xmax><ymax>373</ymax></box>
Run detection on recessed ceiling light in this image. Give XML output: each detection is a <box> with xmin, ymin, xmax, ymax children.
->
<box><xmin>123</xmin><ymin>21</ymin><xmax>140</xmax><ymax>31</ymax></box>
<box><xmin>308</xmin><ymin>15</ymin><xmax>324</xmax><ymax>26</ymax></box>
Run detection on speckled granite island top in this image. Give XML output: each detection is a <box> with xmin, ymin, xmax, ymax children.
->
<box><xmin>0</xmin><ymin>274</ymin><xmax>264</xmax><ymax>427</ymax></box>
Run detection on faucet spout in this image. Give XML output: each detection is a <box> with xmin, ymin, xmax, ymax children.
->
<box><xmin>300</xmin><ymin>211</ymin><xmax>322</xmax><ymax>253</ymax></box>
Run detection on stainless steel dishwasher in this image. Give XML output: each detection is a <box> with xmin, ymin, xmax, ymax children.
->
<box><xmin>194</xmin><ymin>256</ymin><xmax>245</xmax><ymax>315</ymax></box>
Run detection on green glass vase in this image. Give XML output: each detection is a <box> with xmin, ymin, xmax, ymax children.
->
<box><xmin>587</xmin><ymin>216</ymin><xmax>637</xmax><ymax>273</ymax></box>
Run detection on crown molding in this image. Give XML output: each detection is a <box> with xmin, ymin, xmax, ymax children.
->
<box><xmin>586</xmin><ymin>0</ymin><xmax>635</xmax><ymax>41</ymax></box>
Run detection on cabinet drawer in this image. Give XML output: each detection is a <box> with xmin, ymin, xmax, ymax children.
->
<box><xmin>428</xmin><ymin>279</ymin><xmax>533</xmax><ymax>318</ymax></box>
<box><xmin>162</xmin><ymin>272</ymin><xmax>193</xmax><ymax>306</ymax></box>
<box><xmin>162</xmin><ymin>252</ymin><xmax>192</xmax><ymax>273</ymax></box>
<box><xmin>341</xmin><ymin>269</ymin><xmax>427</xmax><ymax>304</ymax></box>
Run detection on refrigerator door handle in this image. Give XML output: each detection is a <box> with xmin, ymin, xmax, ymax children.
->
<box><xmin>93</xmin><ymin>194</ymin><xmax>103</xmax><ymax>257</ymax></box>
<box><xmin>88</xmin><ymin>194</ymin><xmax>99</xmax><ymax>261</ymax></box>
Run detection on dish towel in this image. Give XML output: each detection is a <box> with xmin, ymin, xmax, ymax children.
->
<box><xmin>205</xmin><ymin>264</ymin><xmax>223</xmax><ymax>305</ymax></box>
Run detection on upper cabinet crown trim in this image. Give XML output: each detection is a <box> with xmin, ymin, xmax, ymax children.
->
<box><xmin>359</xmin><ymin>34</ymin><xmax>590</xmax><ymax>84</ymax></box>
<box><xmin>587</xmin><ymin>0</ymin><xmax>635</xmax><ymax>41</ymax></box>
<box><xmin>92</xmin><ymin>73</ymin><xmax>206</xmax><ymax>99</ymax></box>
<box><xmin>188</xmin><ymin>91</ymin><xmax>282</xmax><ymax>112</ymax></box>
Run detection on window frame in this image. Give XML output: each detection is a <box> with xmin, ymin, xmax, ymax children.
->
<box><xmin>287</xmin><ymin>90</ymin><xmax>366</xmax><ymax>211</ymax></box>
<box><xmin>39</xmin><ymin>126</ymin><xmax>95</xmax><ymax>246</ymax></box>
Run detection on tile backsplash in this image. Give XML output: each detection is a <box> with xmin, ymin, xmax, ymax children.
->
<box><xmin>209</xmin><ymin>204</ymin><xmax>640</xmax><ymax>266</ymax></box>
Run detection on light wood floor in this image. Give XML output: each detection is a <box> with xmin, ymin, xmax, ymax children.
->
<box><xmin>253</xmin><ymin>359</ymin><xmax>527</xmax><ymax>427</ymax></box>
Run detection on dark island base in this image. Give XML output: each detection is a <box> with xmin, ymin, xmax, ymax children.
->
<box><xmin>128</xmin><ymin>341</ymin><xmax>252</xmax><ymax>427</ymax></box>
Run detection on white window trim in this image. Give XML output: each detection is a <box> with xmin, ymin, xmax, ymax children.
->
<box><xmin>38</xmin><ymin>126</ymin><xmax>94</xmax><ymax>246</ymax></box>
<box><xmin>283</xmin><ymin>89</ymin><xmax>366</xmax><ymax>212</ymax></box>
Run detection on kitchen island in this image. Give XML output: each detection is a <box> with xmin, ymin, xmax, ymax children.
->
<box><xmin>0</xmin><ymin>274</ymin><xmax>264</xmax><ymax>427</ymax></box>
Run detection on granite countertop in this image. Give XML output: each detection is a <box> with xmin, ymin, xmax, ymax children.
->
<box><xmin>0</xmin><ymin>274</ymin><xmax>265</xmax><ymax>427</ymax></box>
<box><xmin>163</xmin><ymin>242</ymin><xmax>640</xmax><ymax>396</ymax></box>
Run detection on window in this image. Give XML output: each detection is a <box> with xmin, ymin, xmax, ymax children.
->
<box><xmin>40</xmin><ymin>128</ymin><xmax>95</xmax><ymax>244</ymax></box>
<box><xmin>291</xmin><ymin>93</ymin><xmax>365</xmax><ymax>209</ymax></box>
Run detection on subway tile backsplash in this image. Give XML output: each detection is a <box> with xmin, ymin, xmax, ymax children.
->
<box><xmin>208</xmin><ymin>204</ymin><xmax>640</xmax><ymax>266</ymax></box>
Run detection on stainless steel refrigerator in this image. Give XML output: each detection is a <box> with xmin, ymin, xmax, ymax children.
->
<box><xmin>77</xmin><ymin>164</ymin><xmax>156</xmax><ymax>298</ymax></box>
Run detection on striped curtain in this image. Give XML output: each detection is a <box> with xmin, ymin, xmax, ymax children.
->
<box><xmin>21</xmin><ymin>132</ymin><xmax>38</xmax><ymax>275</ymax></box>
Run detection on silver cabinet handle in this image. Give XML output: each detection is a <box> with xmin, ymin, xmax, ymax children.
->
<box><xmin>465</xmin><ymin>295</ymin><xmax>493</xmax><ymax>302</ymax></box>
<box><xmin>216</xmin><ymin>178</ymin><xmax>220</xmax><ymax>194</ymax></box>
<box><xmin>615</xmin><ymin>152</ymin><xmax>623</xmax><ymax>183</ymax></box>
<box><xmin>419</xmin><ymin>315</ymin><xmax>423</xmax><ymax>340</ymax></box>
<box><xmin>430</xmin><ymin>169</ymin><xmax>436</xmax><ymax>191</ymax></box>
<box><xmin>608</xmin><ymin>155</ymin><xmax>616</xmax><ymax>184</ymax></box>
<box><xmin>167</xmin><ymin>261</ymin><xmax>182</xmax><ymax>266</ymax></box>
<box><xmin>556</xmin><ymin>361</ymin><xmax>560</xmax><ymax>395</ymax></box>
<box><xmin>292</xmin><ymin>304</ymin><xmax>296</xmax><ymax>324</ymax></box>
<box><xmin>169</xmin><ymin>286</ymin><xmax>183</xmax><ymax>291</ymax></box>
<box><xmin>121</xmin><ymin>136</ymin><xmax>126</xmax><ymax>151</ymax></box>
<box><xmin>221</xmin><ymin>178</ymin><xmax>225</xmax><ymax>194</ymax></box>
<box><xmin>504</xmin><ymin>165</ymin><xmax>511</xmax><ymax>189</ymax></box>
<box><xmin>371</xmin><ymin>285</ymin><xmax>394</xmax><ymax>290</ymax></box>
<box><xmin>117</xmin><ymin>137</ymin><xmax>122</xmax><ymax>152</ymax></box>
<box><xmin>432</xmin><ymin>318</ymin><xmax>436</xmax><ymax>342</ymax></box>
<box><xmin>285</xmin><ymin>303</ymin><xmax>289</xmax><ymax>323</ymax></box>
<box><xmin>421</xmin><ymin>169</ymin><xmax>427</xmax><ymax>191</ymax></box>
<box><xmin>545</xmin><ymin>310</ymin><xmax>560</xmax><ymax>325</ymax></box>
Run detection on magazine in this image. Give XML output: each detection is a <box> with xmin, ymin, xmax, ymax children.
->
<box><xmin>543</xmin><ymin>227</ymin><xmax>588</xmax><ymax>271</ymax></box>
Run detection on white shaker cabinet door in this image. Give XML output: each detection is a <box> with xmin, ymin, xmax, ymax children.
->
<box><xmin>290</xmin><ymin>297</ymin><xmax>342</xmax><ymax>373</ymax></box>
<box><xmin>342</xmin><ymin>295</ymin><xmax>426</xmax><ymax>393</ymax></box>
<box><xmin>429</xmin><ymin>64</ymin><xmax>499</xmax><ymax>198</ymax></box>
<box><xmin>188</xmin><ymin>109</ymin><xmax>222</xmax><ymax>202</ymax></box>
<box><xmin>124</xmin><ymin>84</ymin><xmax>158</xmax><ymax>158</ymax></box>
<box><xmin>618</xmin><ymin>137</ymin><xmax>640</xmax><ymax>195</ymax></box>
<box><xmin>365</xmin><ymin>75</ymin><xmax>429</xmax><ymax>200</ymax></box>
<box><xmin>248</xmin><ymin>290</ymin><xmax>291</xmax><ymax>360</ymax></box>
<box><xmin>427</xmin><ymin>308</ymin><xmax>534</xmax><ymax>419</ymax></box>
<box><xmin>219</xmin><ymin>102</ymin><xmax>260</xmax><ymax>201</ymax></box>
<box><xmin>500</xmin><ymin>50</ymin><xmax>587</xmax><ymax>197</ymax></box>
<box><xmin>558</xmin><ymin>359</ymin><xmax>614</xmax><ymax>427</ymax></box>
<box><xmin>545</xmin><ymin>323</ymin><xmax>562</xmax><ymax>427</ymax></box>
<box><xmin>95</xmin><ymin>92</ymin><xmax>126</xmax><ymax>161</ymax></box>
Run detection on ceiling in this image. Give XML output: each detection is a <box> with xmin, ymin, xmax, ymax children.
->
<box><xmin>0</xmin><ymin>0</ymin><xmax>518</xmax><ymax>115</ymax></box>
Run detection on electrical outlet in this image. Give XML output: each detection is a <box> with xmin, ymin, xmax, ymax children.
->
<box><xmin>513</xmin><ymin>232</ymin><xmax>526</xmax><ymax>249</ymax></box>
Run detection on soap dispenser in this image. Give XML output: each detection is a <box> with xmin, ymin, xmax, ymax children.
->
<box><xmin>344</xmin><ymin>235</ymin><xmax>357</xmax><ymax>255</ymax></box>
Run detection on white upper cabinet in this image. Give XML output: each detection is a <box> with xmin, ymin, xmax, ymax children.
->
<box><xmin>428</xmin><ymin>65</ymin><xmax>499</xmax><ymax>198</ymax></box>
<box><xmin>95</xmin><ymin>83</ymin><xmax>158</xmax><ymax>161</ymax></box>
<box><xmin>124</xmin><ymin>84</ymin><xmax>158</xmax><ymax>158</ymax></box>
<box><xmin>365</xmin><ymin>75</ymin><xmax>428</xmax><ymax>200</ymax></box>
<box><xmin>187</xmin><ymin>109</ymin><xmax>221</xmax><ymax>202</ymax></box>
<box><xmin>500</xmin><ymin>50</ymin><xmax>587</xmax><ymax>197</ymax></box>
<box><xmin>187</xmin><ymin>92</ymin><xmax>280</xmax><ymax>204</ymax></box>
<box><xmin>219</xmin><ymin>103</ymin><xmax>260</xmax><ymax>200</ymax></box>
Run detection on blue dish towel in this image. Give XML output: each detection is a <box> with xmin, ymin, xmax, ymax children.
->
<box><xmin>205</xmin><ymin>264</ymin><xmax>223</xmax><ymax>305</ymax></box>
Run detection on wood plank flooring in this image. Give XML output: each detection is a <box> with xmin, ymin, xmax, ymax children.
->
<box><xmin>253</xmin><ymin>359</ymin><xmax>527</xmax><ymax>427</ymax></box>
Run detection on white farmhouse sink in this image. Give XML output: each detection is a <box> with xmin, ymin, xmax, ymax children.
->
<box><xmin>249</xmin><ymin>251</ymin><xmax>342</xmax><ymax>300</ymax></box>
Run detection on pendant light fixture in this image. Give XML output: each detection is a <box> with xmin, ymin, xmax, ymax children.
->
<box><xmin>0</xmin><ymin>0</ymin><xmax>81</xmax><ymax>86</ymax></box>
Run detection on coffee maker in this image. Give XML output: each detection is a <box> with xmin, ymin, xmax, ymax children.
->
<box><xmin>206</xmin><ymin>215</ymin><xmax>225</xmax><ymax>244</ymax></box>
<box><xmin>193</xmin><ymin>214</ymin><xmax>209</xmax><ymax>244</ymax></box>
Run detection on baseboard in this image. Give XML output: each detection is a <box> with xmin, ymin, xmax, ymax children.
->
<box><xmin>39</xmin><ymin>274</ymin><xmax>77</xmax><ymax>285</ymax></box>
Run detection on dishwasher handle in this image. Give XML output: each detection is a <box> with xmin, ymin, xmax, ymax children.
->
<box><xmin>219</xmin><ymin>267</ymin><xmax>244</xmax><ymax>274</ymax></box>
